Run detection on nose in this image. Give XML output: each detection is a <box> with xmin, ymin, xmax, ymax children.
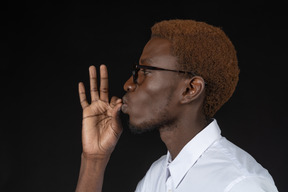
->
<box><xmin>123</xmin><ymin>76</ymin><xmax>136</xmax><ymax>92</ymax></box>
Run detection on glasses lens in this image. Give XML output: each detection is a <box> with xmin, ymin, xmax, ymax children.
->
<box><xmin>132</xmin><ymin>70</ymin><xmax>137</xmax><ymax>83</ymax></box>
<box><xmin>132</xmin><ymin>65</ymin><xmax>139</xmax><ymax>84</ymax></box>
<box><xmin>133</xmin><ymin>65</ymin><xmax>148</xmax><ymax>84</ymax></box>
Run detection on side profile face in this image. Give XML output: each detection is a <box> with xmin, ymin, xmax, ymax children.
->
<box><xmin>122</xmin><ymin>38</ymin><xmax>185</xmax><ymax>133</ymax></box>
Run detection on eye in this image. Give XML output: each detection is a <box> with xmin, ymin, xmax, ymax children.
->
<box><xmin>140</xmin><ymin>69</ymin><xmax>150</xmax><ymax>75</ymax></box>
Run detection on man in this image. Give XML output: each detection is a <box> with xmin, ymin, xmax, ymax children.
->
<box><xmin>75</xmin><ymin>20</ymin><xmax>278</xmax><ymax>192</ymax></box>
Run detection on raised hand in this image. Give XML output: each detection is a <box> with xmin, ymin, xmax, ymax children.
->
<box><xmin>78</xmin><ymin>65</ymin><xmax>123</xmax><ymax>158</ymax></box>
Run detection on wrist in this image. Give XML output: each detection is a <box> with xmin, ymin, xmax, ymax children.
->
<box><xmin>79</xmin><ymin>152</ymin><xmax>110</xmax><ymax>177</ymax></box>
<box><xmin>82</xmin><ymin>152</ymin><xmax>111</xmax><ymax>163</ymax></box>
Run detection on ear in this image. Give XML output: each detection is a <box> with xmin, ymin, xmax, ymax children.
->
<box><xmin>180</xmin><ymin>76</ymin><xmax>205</xmax><ymax>104</ymax></box>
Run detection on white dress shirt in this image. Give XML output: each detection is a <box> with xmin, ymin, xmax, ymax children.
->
<box><xmin>135</xmin><ymin>119</ymin><xmax>278</xmax><ymax>192</ymax></box>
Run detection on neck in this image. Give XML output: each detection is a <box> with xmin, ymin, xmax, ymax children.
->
<box><xmin>159</xmin><ymin>113</ymin><xmax>209</xmax><ymax>160</ymax></box>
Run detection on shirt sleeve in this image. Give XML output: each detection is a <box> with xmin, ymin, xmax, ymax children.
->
<box><xmin>227</xmin><ymin>176</ymin><xmax>279</xmax><ymax>192</ymax></box>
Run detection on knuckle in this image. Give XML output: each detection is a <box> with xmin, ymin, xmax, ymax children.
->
<box><xmin>100</xmin><ymin>88</ymin><xmax>108</xmax><ymax>93</ymax></box>
<box><xmin>90</xmin><ymin>88</ymin><xmax>98</xmax><ymax>92</ymax></box>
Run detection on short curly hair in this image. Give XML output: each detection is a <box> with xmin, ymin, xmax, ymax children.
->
<box><xmin>151</xmin><ymin>19</ymin><xmax>239</xmax><ymax>118</ymax></box>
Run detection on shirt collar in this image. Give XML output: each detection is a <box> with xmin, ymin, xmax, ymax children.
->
<box><xmin>165</xmin><ymin>119</ymin><xmax>222</xmax><ymax>188</ymax></box>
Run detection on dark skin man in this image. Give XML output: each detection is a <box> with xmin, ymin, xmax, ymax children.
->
<box><xmin>76</xmin><ymin>37</ymin><xmax>206</xmax><ymax>191</ymax></box>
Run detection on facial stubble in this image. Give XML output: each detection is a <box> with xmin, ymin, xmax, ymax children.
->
<box><xmin>128</xmin><ymin>89</ymin><xmax>176</xmax><ymax>134</ymax></box>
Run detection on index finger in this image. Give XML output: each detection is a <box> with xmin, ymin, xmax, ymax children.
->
<box><xmin>99</xmin><ymin>64</ymin><xmax>109</xmax><ymax>102</ymax></box>
<box><xmin>89</xmin><ymin>65</ymin><xmax>100</xmax><ymax>102</ymax></box>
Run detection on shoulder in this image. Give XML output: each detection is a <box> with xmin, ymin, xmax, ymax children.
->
<box><xmin>227</xmin><ymin>176</ymin><xmax>279</xmax><ymax>192</ymax></box>
<box><xmin>208</xmin><ymin>137</ymin><xmax>273</xmax><ymax>178</ymax></box>
<box><xmin>183</xmin><ymin>137</ymin><xmax>278</xmax><ymax>191</ymax></box>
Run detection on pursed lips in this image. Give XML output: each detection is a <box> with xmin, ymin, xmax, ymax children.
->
<box><xmin>121</xmin><ymin>95</ymin><xmax>129</xmax><ymax>113</ymax></box>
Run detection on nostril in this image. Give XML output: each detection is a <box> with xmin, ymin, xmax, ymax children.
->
<box><xmin>124</xmin><ymin>76</ymin><xmax>136</xmax><ymax>92</ymax></box>
<box><xmin>126</xmin><ymin>84</ymin><xmax>135</xmax><ymax>92</ymax></box>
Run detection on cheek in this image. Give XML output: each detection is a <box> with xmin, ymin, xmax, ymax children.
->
<box><xmin>137</xmin><ymin>80</ymin><xmax>168</xmax><ymax>107</ymax></box>
<box><xmin>130</xmin><ymin>81</ymin><xmax>174</xmax><ymax>122</ymax></box>
<box><xmin>130</xmin><ymin>89</ymin><xmax>159</xmax><ymax>120</ymax></box>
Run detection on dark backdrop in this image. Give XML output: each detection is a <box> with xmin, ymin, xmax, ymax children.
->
<box><xmin>1</xmin><ymin>2</ymin><xmax>287</xmax><ymax>192</ymax></box>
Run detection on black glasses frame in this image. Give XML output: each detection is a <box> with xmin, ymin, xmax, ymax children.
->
<box><xmin>132</xmin><ymin>64</ymin><xmax>197</xmax><ymax>84</ymax></box>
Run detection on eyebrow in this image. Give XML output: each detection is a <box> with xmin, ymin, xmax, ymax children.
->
<box><xmin>140</xmin><ymin>58</ymin><xmax>153</xmax><ymax>65</ymax></box>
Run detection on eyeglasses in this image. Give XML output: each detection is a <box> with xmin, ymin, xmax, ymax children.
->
<box><xmin>132</xmin><ymin>64</ymin><xmax>197</xmax><ymax>84</ymax></box>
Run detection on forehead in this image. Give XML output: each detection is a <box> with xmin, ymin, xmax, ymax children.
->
<box><xmin>140</xmin><ymin>37</ymin><xmax>177</xmax><ymax>68</ymax></box>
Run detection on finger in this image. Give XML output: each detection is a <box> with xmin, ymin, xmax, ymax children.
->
<box><xmin>110</xmin><ymin>96</ymin><xmax>122</xmax><ymax>108</ymax></box>
<box><xmin>78</xmin><ymin>82</ymin><xmax>89</xmax><ymax>109</ymax></box>
<box><xmin>89</xmin><ymin>65</ymin><xmax>99</xmax><ymax>102</ymax></box>
<box><xmin>111</xmin><ymin>103</ymin><xmax>123</xmax><ymax>138</ymax></box>
<box><xmin>100</xmin><ymin>64</ymin><xmax>109</xmax><ymax>102</ymax></box>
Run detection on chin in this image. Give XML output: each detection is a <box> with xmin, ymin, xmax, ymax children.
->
<box><xmin>128</xmin><ymin>121</ymin><xmax>157</xmax><ymax>134</ymax></box>
<box><xmin>128</xmin><ymin>116</ymin><xmax>175</xmax><ymax>135</ymax></box>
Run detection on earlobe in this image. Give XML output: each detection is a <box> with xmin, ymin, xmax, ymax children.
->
<box><xmin>180</xmin><ymin>77</ymin><xmax>205</xmax><ymax>104</ymax></box>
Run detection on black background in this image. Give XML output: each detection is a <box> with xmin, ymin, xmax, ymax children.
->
<box><xmin>1</xmin><ymin>1</ymin><xmax>288</xmax><ymax>192</ymax></box>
